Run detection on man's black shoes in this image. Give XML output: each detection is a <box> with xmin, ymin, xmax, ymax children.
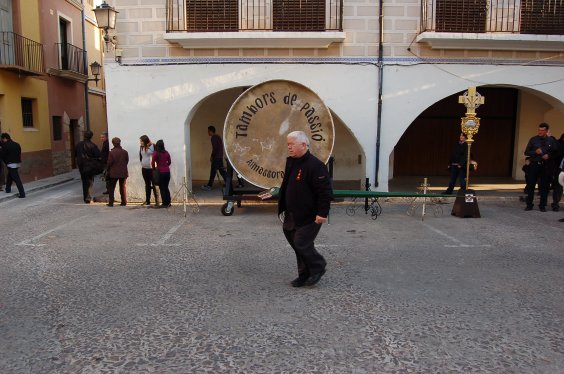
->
<box><xmin>304</xmin><ymin>269</ymin><xmax>326</xmax><ymax>287</ymax></box>
<box><xmin>540</xmin><ymin>206</ymin><xmax>547</xmax><ymax>212</ymax></box>
<box><xmin>291</xmin><ymin>276</ymin><xmax>308</xmax><ymax>288</ymax></box>
<box><xmin>525</xmin><ymin>205</ymin><xmax>533</xmax><ymax>211</ymax></box>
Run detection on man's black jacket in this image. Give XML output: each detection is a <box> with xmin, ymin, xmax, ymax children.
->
<box><xmin>278</xmin><ymin>151</ymin><xmax>333</xmax><ymax>227</ymax></box>
<box><xmin>0</xmin><ymin>139</ymin><xmax>22</xmax><ymax>164</ymax></box>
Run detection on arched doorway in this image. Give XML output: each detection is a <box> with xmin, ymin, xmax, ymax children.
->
<box><xmin>187</xmin><ymin>86</ymin><xmax>365</xmax><ymax>189</ymax></box>
<box><xmin>393</xmin><ymin>87</ymin><xmax>518</xmax><ymax>178</ymax></box>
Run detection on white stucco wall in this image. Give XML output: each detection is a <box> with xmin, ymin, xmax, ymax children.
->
<box><xmin>105</xmin><ymin>60</ymin><xmax>564</xmax><ymax>198</ymax></box>
<box><xmin>104</xmin><ymin>62</ymin><xmax>379</xmax><ymax>199</ymax></box>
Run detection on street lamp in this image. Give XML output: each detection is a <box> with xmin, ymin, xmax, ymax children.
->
<box><xmin>87</xmin><ymin>61</ymin><xmax>101</xmax><ymax>85</ymax></box>
<box><xmin>93</xmin><ymin>1</ymin><xmax>118</xmax><ymax>51</ymax></box>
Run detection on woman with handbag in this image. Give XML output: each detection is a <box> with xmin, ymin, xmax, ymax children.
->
<box><xmin>151</xmin><ymin>139</ymin><xmax>172</xmax><ymax>208</ymax></box>
<box><xmin>139</xmin><ymin>135</ymin><xmax>159</xmax><ymax>206</ymax></box>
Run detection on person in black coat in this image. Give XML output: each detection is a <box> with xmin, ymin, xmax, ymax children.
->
<box><xmin>524</xmin><ymin>123</ymin><xmax>559</xmax><ymax>212</ymax></box>
<box><xmin>75</xmin><ymin>130</ymin><xmax>101</xmax><ymax>203</ymax></box>
<box><xmin>0</xmin><ymin>133</ymin><xmax>25</xmax><ymax>198</ymax></box>
<box><xmin>443</xmin><ymin>133</ymin><xmax>469</xmax><ymax>195</ymax></box>
<box><xmin>100</xmin><ymin>131</ymin><xmax>111</xmax><ymax>195</ymax></box>
<box><xmin>278</xmin><ymin>131</ymin><xmax>333</xmax><ymax>288</ymax></box>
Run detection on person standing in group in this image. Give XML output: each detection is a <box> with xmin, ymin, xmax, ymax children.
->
<box><xmin>524</xmin><ymin>123</ymin><xmax>559</xmax><ymax>212</ymax></box>
<box><xmin>0</xmin><ymin>133</ymin><xmax>25</xmax><ymax>198</ymax></box>
<box><xmin>152</xmin><ymin>139</ymin><xmax>172</xmax><ymax>208</ymax></box>
<box><xmin>558</xmin><ymin>157</ymin><xmax>564</xmax><ymax>222</ymax></box>
<box><xmin>106</xmin><ymin>137</ymin><xmax>129</xmax><ymax>207</ymax></box>
<box><xmin>201</xmin><ymin>125</ymin><xmax>228</xmax><ymax>191</ymax></box>
<box><xmin>442</xmin><ymin>133</ymin><xmax>469</xmax><ymax>195</ymax></box>
<box><xmin>139</xmin><ymin>135</ymin><xmax>159</xmax><ymax>206</ymax></box>
<box><xmin>100</xmin><ymin>132</ymin><xmax>110</xmax><ymax>195</ymax></box>
<box><xmin>549</xmin><ymin>133</ymin><xmax>564</xmax><ymax>212</ymax></box>
<box><xmin>75</xmin><ymin>130</ymin><xmax>101</xmax><ymax>204</ymax></box>
<box><xmin>0</xmin><ymin>139</ymin><xmax>5</xmax><ymax>192</ymax></box>
<box><xmin>278</xmin><ymin>131</ymin><xmax>333</xmax><ymax>288</ymax></box>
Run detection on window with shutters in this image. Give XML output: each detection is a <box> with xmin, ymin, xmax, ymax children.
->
<box><xmin>273</xmin><ymin>0</ymin><xmax>326</xmax><ymax>31</ymax></box>
<box><xmin>435</xmin><ymin>0</ymin><xmax>487</xmax><ymax>33</ymax></box>
<box><xmin>186</xmin><ymin>0</ymin><xmax>238</xmax><ymax>31</ymax></box>
<box><xmin>520</xmin><ymin>0</ymin><xmax>564</xmax><ymax>35</ymax></box>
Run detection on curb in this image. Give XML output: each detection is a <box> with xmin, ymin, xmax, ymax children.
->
<box><xmin>0</xmin><ymin>177</ymin><xmax>76</xmax><ymax>203</ymax></box>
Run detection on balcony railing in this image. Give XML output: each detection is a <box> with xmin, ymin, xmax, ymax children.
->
<box><xmin>0</xmin><ymin>32</ymin><xmax>44</xmax><ymax>74</ymax></box>
<box><xmin>421</xmin><ymin>0</ymin><xmax>564</xmax><ymax>34</ymax></box>
<box><xmin>166</xmin><ymin>0</ymin><xmax>343</xmax><ymax>32</ymax></box>
<box><xmin>56</xmin><ymin>42</ymin><xmax>85</xmax><ymax>74</ymax></box>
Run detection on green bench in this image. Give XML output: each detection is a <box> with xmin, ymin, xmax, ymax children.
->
<box><xmin>332</xmin><ymin>189</ymin><xmax>452</xmax><ymax>220</ymax></box>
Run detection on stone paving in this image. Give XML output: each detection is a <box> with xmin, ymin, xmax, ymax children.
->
<box><xmin>0</xmin><ymin>176</ymin><xmax>563</xmax><ymax>373</ymax></box>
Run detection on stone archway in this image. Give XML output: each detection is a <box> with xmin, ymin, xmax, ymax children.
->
<box><xmin>391</xmin><ymin>86</ymin><xmax>563</xmax><ymax>181</ymax></box>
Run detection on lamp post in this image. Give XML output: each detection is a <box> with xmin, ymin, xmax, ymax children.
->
<box><xmin>87</xmin><ymin>61</ymin><xmax>101</xmax><ymax>85</ymax></box>
<box><xmin>451</xmin><ymin>87</ymin><xmax>485</xmax><ymax>218</ymax></box>
<box><xmin>93</xmin><ymin>1</ymin><xmax>118</xmax><ymax>52</ymax></box>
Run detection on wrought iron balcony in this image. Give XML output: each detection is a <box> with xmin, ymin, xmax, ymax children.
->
<box><xmin>166</xmin><ymin>0</ymin><xmax>343</xmax><ymax>32</ymax></box>
<box><xmin>56</xmin><ymin>42</ymin><xmax>85</xmax><ymax>74</ymax></box>
<box><xmin>421</xmin><ymin>0</ymin><xmax>564</xmax><ymax>34</ymax></box>
<box><xmin>0</xmin><ymin>32</ymin><xmax>44</xmax><ymax>75</ymax></box>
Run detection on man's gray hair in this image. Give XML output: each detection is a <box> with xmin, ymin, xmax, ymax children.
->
<box><xmin>287</xmin><ymin>131</ymin><xmax>310</xmax><ymax>146</ymax></box>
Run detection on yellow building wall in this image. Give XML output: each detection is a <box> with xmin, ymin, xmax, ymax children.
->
<box><xmin>0</xmin><ymin>72</ymin><xmax>50</xmax><ymax>152</ymax></box>
<box><xmin>18</xmin><ymin>0</ymin><xmax>41</xmax><ymax>40</ymax></box>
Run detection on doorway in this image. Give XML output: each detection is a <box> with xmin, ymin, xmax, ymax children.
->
<box><xmin>393</xmin><ymin>87</ymin><xmax>518</xmax><ymax>177</ymax></box>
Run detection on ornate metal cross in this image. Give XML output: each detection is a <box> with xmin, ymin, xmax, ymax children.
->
<box><xmin>458</xmin><ymin>86</ymin><xmax>485</xmax><ymax>115</ymax></box>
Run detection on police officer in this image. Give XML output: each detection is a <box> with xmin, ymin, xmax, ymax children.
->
<box><xmin>524</xmin><ymin>123</ymin><xmax>559</xmax><ymax>212</ymax></box>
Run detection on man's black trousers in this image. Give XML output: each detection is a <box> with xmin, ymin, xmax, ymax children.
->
<box><xmin>283</xmin><ymin>221</ymin><xmax>326</xmax><ymax>279</ymax></box>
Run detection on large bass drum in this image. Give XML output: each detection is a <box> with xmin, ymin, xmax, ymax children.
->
<box><xmin>224</xmin><ymin>80</ymin><xmax>335</xmax><ymax>189</ymax></box>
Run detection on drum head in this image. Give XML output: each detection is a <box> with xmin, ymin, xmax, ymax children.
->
<box><xmin>224</xmin><ymin>80</ymin><xmax>334</xmax><ymax>189</ymax></box>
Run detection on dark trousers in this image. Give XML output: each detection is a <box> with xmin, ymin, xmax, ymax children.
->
<box><xmin>445</xmin><ymin>165</ymin><xmax>467</xmax><ymax>193</ymax></box>
<box><xmin>79</xmin><ymin>169</ymin><xmax>94</xmax><ymax>202</ymax></box>
<box><xmin>158</xmin><ymin>171</ymin><xmax>171</xmax><ymax>206</ymax></box>
<box><xmin>551</xmin><ymin>171</ymin><xmax>563</xmax><ymax>208</ymax></box>
<box><xmin>108</xmin><ymin>177</ymin><xmax>127</xmax><ymax>205</ymax></box>
<box><xmin>142</xmin><ymin>167</ymin><xmax>159</xmax><ymax>204</ymax></box>
<box><xmin>525</xmin><ymin>162</ymin><xmax>551</xmax><ymax>208</ymax></box>
<box><xmin>207</xmin><ymin>159</ymin><xmax>228</xmax><ymax>187</ymax></box>
<box><xmin>0</xmin><ymin>160</ymin><xmax>5</xmax><ymax>188</ymax></box>
<box><xmin>5</xmin><ymin>167</ymin><xmax>25</xmax><ymax>197</ymax></box>
<box><xmin>283</xmin><ymin>220</ymin><xmax>326</xmax><ymax>279</ymax></box>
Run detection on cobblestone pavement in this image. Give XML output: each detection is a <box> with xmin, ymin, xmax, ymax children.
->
<box><xmin>0</xmin><ymin>181</ymin><xmax>563</xmax><ymax>373</ymax></box>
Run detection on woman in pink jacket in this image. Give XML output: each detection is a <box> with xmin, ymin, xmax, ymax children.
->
<box><xmin>151</xmin><ymin>139</ymin><xmax>172</xmax><ymax>208</ymax></box>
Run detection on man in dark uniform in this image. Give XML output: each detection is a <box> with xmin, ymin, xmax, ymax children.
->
<box><xmin>443</xmin><ymin>133</ymin><xmax>469</xmax><ymax>195</ymax></box>
<box><xmin>524</xmin><ymin>123</ymin><xmax>559</xmax><ymax>212</ymax></box>
<box><xmin>278</xmin><ymin>131</ymin><xmax>333</xmax><ymax>288</ymax></box>
<box><xmin>75</xmin><ymin>130</ymin><xmax>101</xmax><ymax>204</ymax></box>
<box><xmin>0</xmin><ymin>133</ymin><xmax>25</xmax><ymax>198</ymax></box>
<box><xmin>201</xmin><ymin>125</ymin><xmax>228</xmax><ymax>191</ymax></box>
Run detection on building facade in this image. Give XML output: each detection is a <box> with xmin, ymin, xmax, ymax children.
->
<box><xmin>103</xmin><ymin>0</ymin><xmax>564</xmax><ymax>197</ymax></box>
<box><xmin>0</xmin><ymin>0</ymin><xmax>108</xmax><ymax>182</ymax></box>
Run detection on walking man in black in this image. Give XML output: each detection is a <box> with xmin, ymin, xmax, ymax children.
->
<box><xmin>524</xmin><ymin>123</ymin><xmax>559</xmax><ymax>212</ymax></box>
<box><xmin>278</xmin><ymin>131</ymin><xmax>333</xmax><ymax>287</ymax></box>
<box><xmin>0</xmin><ymin>133</ymin><xmax>25</xmax><ymax>198</ymax></box>
<box><xmin>201</xmin><ymin>125</ymin><xmax>228</xmax><ymax>191</ymax></box>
